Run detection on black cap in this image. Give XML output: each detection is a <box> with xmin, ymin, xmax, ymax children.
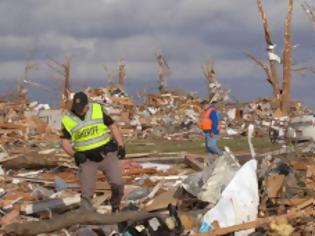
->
<box><xmin>72</xmin><ymin>91</ymin><xmax>88</xmax><ymax>114</ymax></box>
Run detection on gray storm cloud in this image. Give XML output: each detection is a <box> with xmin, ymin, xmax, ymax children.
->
<box><xmin>0</xmin><ymin>0</ymin><xmax>314</xmax><ymax>108</ymax></box>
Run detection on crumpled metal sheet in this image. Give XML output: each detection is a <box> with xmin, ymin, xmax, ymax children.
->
<box><xmin>182</xmin><ymin>149</ymin><xmax>240</xmax><ymax>204</ymax></box>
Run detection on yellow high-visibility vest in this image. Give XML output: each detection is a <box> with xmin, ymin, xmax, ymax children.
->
<box><xmin>62</xmin><ymin>103</ymin><xmax>111</xmax><ymax>151</ymax></box>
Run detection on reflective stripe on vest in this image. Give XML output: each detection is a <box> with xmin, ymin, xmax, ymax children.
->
<box><xmin>62</xmin><ymin>103</ymin><xmax>111</xmax><ymax>151</ymax></box>
<box><xmin>199</xmin><ymin>107</ymin><xmax>213</xmax><ymax>131</ymax></box>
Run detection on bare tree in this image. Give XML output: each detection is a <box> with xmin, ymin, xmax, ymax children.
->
<box><xmin>249</xmin><ymin>0</ymin><xmax>294</xmax><ymax>117</ymax></box>
<box><xmin>103</xmin><ymin>64</ymin><xmax>115</xmax><ymax>87</ymax></box>
<box><xmin>16</xmin><ymin>62</ymin><xmax>39</xmax><ymax>100</ymax></box>
<box><xmin>118</xmin><ymin>59</ymin><xmax>127</xmax><ymax>90</ymax></box>
<box><xmin>23</xmin><ymin>63</ymin><xmax>38</xmax><ymax>84</ymax></box>
<box><xmin>201</xmin><ymin>59</ymin><xmax>230</xmax><ymax>103</ymax></box>
<box><xmin>47</xmin><ymin>57</ymin><xmax>71</xmax><ymax>107</ymax></box>
<box><xmin>202</xmin><ymin>59</ymin><xmax>216</xmax><ymax>100</ymax></box>
<box><xmin>155</xmin><ymin>50</ymin><xmax>171</xmax><ymax>93</ymax></box>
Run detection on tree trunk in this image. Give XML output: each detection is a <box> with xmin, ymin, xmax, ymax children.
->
<box><xmin>257</xmin><ymin>0</ymin><xmax>282</xmax><ymax>116</ymax></box>
<box><xmin>118</xmin><ymin>61</ymin><xmax>126</xmax><ymax>90</ymax></box>
<box><xmin>281</xmin><ymin>0</ymin><xmax>293</xmax><ymax>115</ymax></box>
<box><xmin>202</xmin><ymin>60</ymin><xmax>216</xmax><ymax>100</ymax></box>
<box><xmin>63</xmin><ymin>59</ymin><xmax>71</xmax><ymax>103</ymax></box>
<box><xmin>156</xmin><ymin>51</ymin><xmax>170</xmax><ymax>93</ymax></box>
<box><xmin>159</xmin><ymin>69</ymin><xmax>166</xmax><ymax>93</ymax></box>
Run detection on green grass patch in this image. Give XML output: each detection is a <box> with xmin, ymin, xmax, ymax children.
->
<box><xmin>126</xmin><ymin>137</ymin><xmax>280</xmax><ymax>155</ymax></box>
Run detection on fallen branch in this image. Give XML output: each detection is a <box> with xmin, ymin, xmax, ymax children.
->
<box><xmin>3</xmin><ymin>210</ymin><xmax>160</xmax><ymax>236</ymax></box>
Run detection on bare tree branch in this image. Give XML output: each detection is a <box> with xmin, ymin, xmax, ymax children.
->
<box><xmin>47</xmin><ymin>56</ymin><xmax>63</xmax><ymax>68</ymax></box>
<box><xmin>302</xmin><ymin>1</ymin><xmax>315</xmax><ymax>28</ymax></box>
<box><xmin>245</xmin><ymin>52</ymin><xmax>273</xmax><ymax>86</ymax></box>
<box><xmin>47</xmin><ymin>57</ymin><xmax>71</xmax><ymax>106</ymax></box>
<box><xmin>47</xmin><ymin>62</ymin><xmax>64</xmax><ymax>76</ymax></box>
<box><xmin>257</xmin><ymin>0</ymin><xmax>273</xmax><ymax>46</ymax></box>
<box><xmin>292</xmin><ymin>65</ymin><xmax>315</xmax><ymax>76</ymax></box>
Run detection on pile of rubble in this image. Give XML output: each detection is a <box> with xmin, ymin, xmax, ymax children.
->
<box><xmin>84</xmin><ymin>87</ymin><xmax>314</xmax><ymax>142</ymax></box>
<box><xmin>0</xmin><ymin>141</ymin><xmax>314</xmax><ymax>235</ymax></box>
<box><xmin>222</xmin><ymin>98</ymin><xmax>313</xmax><ymax>138</ymax></box>
<box><xmin>85</xmin><ymin>87</ymin><xmax>203</xmax><ymax>141</ymax></box>
<box><xmin>0</xmin><ymin>90</ymin><xmax>314</xmax><ymax>235</ymax></box>
<box><xmin>3</xmin><ymin>86</ymin><xmax>312</xmax><ymax>143</ymax></box>
<box><xmin>0</xmin><ymin>99</ymin><xmax>61</xmax><ymax>170</ymax></box>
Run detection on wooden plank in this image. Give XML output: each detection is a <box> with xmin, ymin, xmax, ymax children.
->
<box><xmin>266</xmin><ymin>174</ymin><xmax>285</xmax><ymax>198</ymax></box>
<box><xmin>0</xmin><ymin>155</ymin><xmax>20</xmax><ymax>164</ymax></box>
<box><xmin>129</xmin><ymin>154</ymin><xmax>186</xmax><ymax>164</ymax></box>
<box><xmin>290</xmin><ymin>161</ymin><xmax>307</xmax><ymax>170</ymax></box>
<box><xmin>92</xmin><ymin>192</ymin><xmax>111</xmax><ymax>208</ymax></box>
<box><xmin>306</xmin><ymin>165</ymin><xmax>315</xmax><ymax>177</ymax></box>
<box><xmin>292</xmin><ymin>197</ymin><xmax>314</xmax><ymax>211</ymax></box>
<box><xmin>196</xmin><ymin>207</ymin><xmax>314</xmax><ymax>236</ymax></box>
<box><xmin>184</xmin><ymin>155</ymin><xmax>204</xmax><ymax>171</ymax></box>
<box><xmin>123</xmin><ymin>168</ymin><xmax>157</xmax><ymax>176</ymax></box>
<box><xmin>0</xmin><ymin>123</ymin><xmax>25</xmax><ymax>130</ymax></box>
<box><xmin>276</xmin><ymin>197</ymin><xmax>310</xmax><ymax>206</ymax></box>
<box><xmin>144</xmin><ymin>189</ymin><xmax>178</xmax><ymax>212</ymax></box>
<box><xmin>0</xmin><ymin>209</ymin><xmax>20</xmax><ymax>225</ymax></box>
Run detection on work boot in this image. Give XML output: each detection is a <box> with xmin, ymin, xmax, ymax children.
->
<box><xmin>110</xmin><ymin>183</ymin><xmax>124</xmax><ymax>213</ymax></box>
<box><xmin>79</xmin><ymin>196</ymin><xmax>96</xmax><ymax>213</ymax></box>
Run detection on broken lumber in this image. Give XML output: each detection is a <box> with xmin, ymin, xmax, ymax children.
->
<box><xmin>266</xmin><ymin>174</ymin><xmax>285</xmax><ymax>198</ymax></box>
<box><xmin>196</xmin><ymin>207</ymin><xmax>314</xmax><ymax>236</ymax></box>
<box><xmin>0</xmin><ymin>155</ymin><xmax>20</xmax><ymax>164</ymax></box>
<box><xmin>184</xmin><ymin>155</ymin><xmax>204</xmax><ymax>171</ymax></box>
<box><xmin>0</xmin><ymin>209</ymin><xmax>20</xmax><ymax>225</ymax></box>
<box><xmin>144</xmin><ymin>189</ymin><xmax>178</xmax><ymax>211</ymax></box>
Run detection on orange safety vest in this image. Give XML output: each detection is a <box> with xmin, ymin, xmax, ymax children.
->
<box><xmin>199</xmin><ymin>107</ymin><xmax>222</xmax><ymax>131</ymax></box>
<box><xmin>199</xmin><ymin>107</ymin><xmax>214</xmax><ymax>131</ymax></box>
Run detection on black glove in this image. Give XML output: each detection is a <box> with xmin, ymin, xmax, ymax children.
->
<box><xmin>105</xmin><ymin>140</ymin><xmax>118</xmax><ymax>153</ymax></box>
<box><xmin>74</xmin><ymin>152</ymin><xmax>87</xmax><ymax>166</ymax></box>
<box><xmin>117</xmin><ymin>145</ymin><xmax>126</xmax><ymax>160</ymax></box>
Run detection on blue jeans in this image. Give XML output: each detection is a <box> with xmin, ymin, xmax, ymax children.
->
<box><xmin>204</xmin><ymin>132</ymin><xmax>223</xmax><ymax>155</ymax></box>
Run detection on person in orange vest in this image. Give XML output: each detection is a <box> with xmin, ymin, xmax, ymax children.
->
<box><xmin>199</xmin><ymin>100</ymin><xmax>223</xmax><ymax>157</ymax></box>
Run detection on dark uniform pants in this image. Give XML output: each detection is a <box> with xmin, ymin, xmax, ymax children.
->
<box><xmin>78</xmin><ymin>151</ymin><xmax>124</xmax><ymax>210</ymax></box>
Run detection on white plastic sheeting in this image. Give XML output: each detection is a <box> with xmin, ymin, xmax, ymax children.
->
<box><xmin>199</xmin><ymin>159</ymin><xmax>259</xmax><ymax>236</ymax></box>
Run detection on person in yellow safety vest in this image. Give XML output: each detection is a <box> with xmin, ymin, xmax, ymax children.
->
<box><xmin>61</xmin><ymin>91</ymin><xmax>125</xmax><ymax>213</ymax></box>
<box><xmin>199</xmin><ymin>100</ymin><xmax>223</xmax><ymax>158</ymax></box>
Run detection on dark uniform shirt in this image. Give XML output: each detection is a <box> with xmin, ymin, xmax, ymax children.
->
<box><xmin>61</xmin><ymin>109</ymin><xmax>117</xmax><ymax>160</ymax></box>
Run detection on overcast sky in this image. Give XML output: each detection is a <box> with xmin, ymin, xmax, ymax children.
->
<box><xmin>0</xmin><ymin>0</ymin><xmax>315</xmax><ymax>109</ymax></box>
